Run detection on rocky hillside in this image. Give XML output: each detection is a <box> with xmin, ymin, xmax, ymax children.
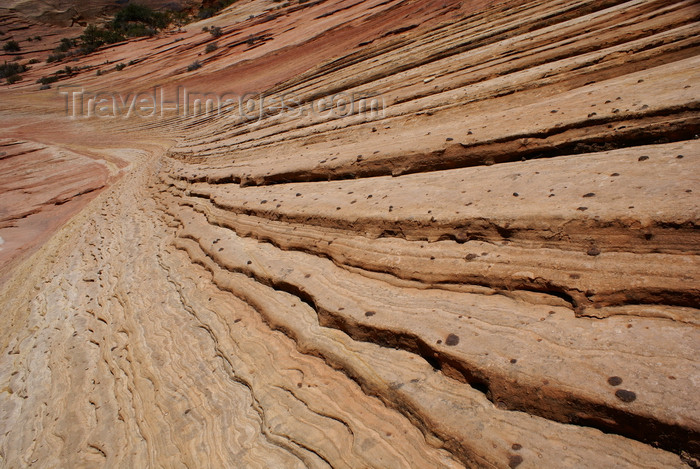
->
<box><xmin>0</xmin><ymin>0</ymin><xmax>698</xmax><ymax>467</ymax></box>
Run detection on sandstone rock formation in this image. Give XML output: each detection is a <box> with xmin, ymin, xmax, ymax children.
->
<box><xmin>0</xmin><ymin>0</ymin><xmax>698</xmax><ymax>467</ymax></box>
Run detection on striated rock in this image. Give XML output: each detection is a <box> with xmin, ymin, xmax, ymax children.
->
<box><xmin>0</xmin><ymin>138</ymin><xmax>110</xmax><ymax>280</ymax></box>
<box><xmin>0</xmin><ymin>0</ymin><xmax>698</xmax><ymax>467</ymax></box>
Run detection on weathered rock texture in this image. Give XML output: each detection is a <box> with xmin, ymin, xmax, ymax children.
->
<box><xmin>0</xmin><ymin>0</ymin><xmax>698</xmax><ymax>467</ymax></box>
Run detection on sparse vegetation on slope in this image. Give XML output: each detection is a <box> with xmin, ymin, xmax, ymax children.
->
<box><xmin>3</xmin><ymin>40</ymin><xmax>20</xmax><ymax>52</ymax></box>
<box><xmin>0</xmin><ymin>61</ymin><xmax>28</xmax><ymax>84</ymax></box>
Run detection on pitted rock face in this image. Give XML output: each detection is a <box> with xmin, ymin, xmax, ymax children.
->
<box><xmin>0</xmin><ymin>0</ymin><xmax>698</xmax><ymax>467</ymax></box>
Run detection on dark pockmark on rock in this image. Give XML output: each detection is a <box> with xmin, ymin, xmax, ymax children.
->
<box><xmin>365</xmin><ymin>311</ymin><xmax>376</xmax><ymax>317</ymax></box>
<box><xmin>511</xmin><ymin>443</ymin><xmax>522</xmax><ymax>451</ymax></box>
<box><xmin>577</xmin><ymin>206</ymin><xmax>588</xmax><ymax>211</ymax></box>
<box><xmin>510</xmin><ymin>358</ymin><xmax>517</xmax><ymax>364</ymax></box>
<box><xmin>638</xmin><ymin>155</ymin><xmax>649</xmax><ymax>161</ymax></box>
<box><xmin>465</xmin><ymin>253</ymin><xmax>478</xmax><ymax>261</ymax></box>
<box><xmin>611</xmin><ymin>172</ymin><xmax>620</xmax><ymax>176</ymax></box>
<box><xmin>615</xmin><ymin>389</ymin><xmax>637</xmax><ymax>402</ymax></box>
<box><xmin>512</xmin><ymin>192</ymin><xmax>519</xmax><ymax>197</ymax></box>
<box><xmin>445</xmin><ymin>333</ymin><xmax>460</xmax><ymax>346</ymax></box>
<box><xmin>446</xmin><ymin>137</ymin><xmax>453</xmax><ymax>141</ymax></box>
<box><xmin>607</xmin><ymin>376</ymin><xmax>623</xmax><ymax>386</ymax></box>
<box><xmin>582</xmin><ymin>192</ymin><xmax>595</xmax><ymax>198</ymax></box>
<box><xmin>508</xmin><ymin>454</ymin><xmax>524</xmax><ymax>468</ymax></box>
<box><xmin>587</xmin><ymin>246</ymin><xmax>601</xmax><ymax>256</ymax></box>
<box><xmin>676</xmin><ymin>154</ymin><xmax>684</xmax><ymax>159</ymax></box>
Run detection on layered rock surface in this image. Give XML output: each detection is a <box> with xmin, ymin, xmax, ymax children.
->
<box><xmin>0</xmin><ymin>0</ymin><xmax>698</xmax><ymax>467</ymax></box>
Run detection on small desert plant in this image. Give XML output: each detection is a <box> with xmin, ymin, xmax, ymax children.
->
<box><xmin>115</xmin><ymin>62</ymin><xmax>126</xmax><ymax>71</ymax></box>
<box><xmin>187</xmin><ymin>60</ymin><xmax>201</xmax><ymax>71</ymax></box>
<box><xmin>6</xmin><ymin>74</ymin><xmax>21</xmax><ymax>84</ymax></box>
<box><xmin>39</xmin><ymin>84</ymin><xmax>51</xmax><ymax>90</ymax></box>
<box><xmin>198</xmin><ymin>9</ymin><xmax>215</xmax><ymax>19</ymax></box>
<box><xmin>202</xmin><ymin>26</ymin><xmax>210</xmax><ymax>32</ymax></box>
<box><xmin>37</xmin><ymin>75</ymin><xmax>59</xmax><ymax>85</ymax></box>
<box><xmin>34</xmin><ymin>36</ymin><xmax>42</xmax><ymax>41</ymax></box>
<box><xmin>96</xmin><ymin>69</ymin><xmax>103</xmax><ymax>76</ymax></box>
<box><xmin>46</xmin><ymin>52</ymin><xmax>66</xmax><ymax>63</ymax></box>
<box><xmin>28</xmin><ymin>58</ymin><xmax>40</xmax><ymax>64</ymax></box>
<box><xmin>0</xmin><ymin>61</ymin><xmax>27</xmax><ymax>79</ymax></box>
<box><xmin>3</xmin><ymin>40</ymin><xmax>21</xmax><ymax>52</ymax></box>
<box><xmin>209</xmin><ymin>26</ymin><xmax>223</xmax><ymax>37</ymax></box>
<box><xmin>111</xmin><ymin>4</ymin><xmax>170</xmax><ymax>32</ymax></box>
<box><xmin>54</xmin><ymin>37</ymin><xmax>76</xmax><ymax>52</ymax></box>
<box><xmin>205</xmin><ymin>42</ymin><xmax>218</xmax><ymax>53</ymax></box>
<box><xmin>80</xmin><ymin>24</ymin><xmax>126</xmax><ymax>53</ymax></box>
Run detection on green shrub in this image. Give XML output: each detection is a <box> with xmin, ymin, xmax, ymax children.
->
<box><xmin>209</xmin><ymin>26</ymin><xmax>223</xmax><ymax>37</ymax></box>
<box><xmin>80</xmin><ymin>24</ymin><xmax>126</xmax><ymax>53</ymax></box>
<box><xmin>46</xmin><ymin>52</ymin><xmax>66</xmax><ymax>63</ymax></box>
<box><xmin>187</xmin><ymin>60</ymin><xmax>201</xmax><ymax>71</ymax></box>
<box><xmin>37</xmin><ymin>75</ymin><xmax>59</xmax><ymax>85</ymax></box>
<box><xmin>6</xmin><ymin>74</ymin><xmax>21</xmax><ymax>84</ymax></box>
<box><xmin>55</xmin><ymin>37</ymin><xmax>76</xmax><ymax>52</ymax></box>
<box><xmin>0</xmin><ymin>61</ymin><xmax>27</xmax><ymax>79</ymax></box>
<box><xmin>28</xmin><ymin>58</ymin><xmax>40</xmax><ymax>64</ymax></box>
<box><xmin>78</xmin><ymin>4</ymin><xmax>174</xmax><ymax>56</ymax></box>
<box><xmin>115</xmin><ymin>63</ymin><xmax>126</xmax><ymax>71</ymax></box>
<box><xmin>111</xmin><ymin>4</ymin><xmax>170</xmax><ymax>31</ymax></box>
<box><xmin>3</xmin><ymin>40</ymin><xmax>20</xmax><ymax>52</ymax></box>
<box><xmin>198</xmin><ymin>9</ymin><xmax>215</xmax><ymax>19</ymax></box>
<box><xmin>205</xmin><ymin>42</ymin><xmax>218</xmax><ymax>53</ymax></box>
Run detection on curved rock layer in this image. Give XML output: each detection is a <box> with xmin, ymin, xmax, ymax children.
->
<box><xmin>0</xmin><ymin>0</ymin><xmax>698</xmax><ymax>468</ymax></box>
